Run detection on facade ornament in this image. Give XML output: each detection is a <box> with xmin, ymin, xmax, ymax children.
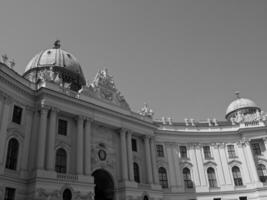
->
<box><xmin>190</xmin><ymin>118</ymin><xmax>195</xmax><ymax>126</ymax></box>
<box><xmin>138</xmin><ymin>103</ymin><xmax>154</xmax><ymax>118</ymax></box>
<box><xmin>9</xmin><ymin>59</ymin><xmax>15</xmax><ymax>69</ymax></box>
<box><xmin>1</xmin><ymin>54</ymin><xmax>8</xmax><ymax>64</ymax></box>
<box><xmin>167</xmin><ymin>117</ymin><xmax>172</xmax><ymax>125</ymax></box>
<box><xmin>184</xmin><ymin>118</ymin><xmax>189</xmax><ymax>126</ymax></box>
<box><xmin>230</xmin><ymin>110</ymin><xmax>267</xmax><ymax>125</ymax></box>
<box><xmin>86</xmin><ymin>68</ymin><xmax>130</xmax><ymax>110</ymax></box>
<box><xmin>91</xmin><ymin>68</ymin><xmax>116</xmax><ymax>91</ymax></box>
<box><xmin>213</xmin><ymin>118</ymin><xmax>218</xmax><ymax>126</ymax></box>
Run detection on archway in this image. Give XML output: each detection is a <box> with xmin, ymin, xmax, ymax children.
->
<box><xmin>92</xmin><ymin>169</ymin><xmax>114</xmax><ymax>200</ymax></box>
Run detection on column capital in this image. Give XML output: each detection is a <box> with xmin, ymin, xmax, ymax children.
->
<box><xmin>85</xmin><ymin>116</ymin><xmax>94</xmax><ymax>123</ymax></box>
<box><xmin>50</xmin><ymin>106</ymin><xmax>60</xmax><ymax>113</ymax></box>
<box><xmin>3</xmin><ymin>95</ymin><xmax>13</xmax><ymax>105</ymax></box>
<box><xmin>75</xmin><ymin>115</ymin><xmax>86</xmax><ymax>121</ymax></box>
<box><xmin>120</xmin><ymin>128</ymin><xmax>127</xmax><ymax>134</ymax></box>
<box><xmin>39</xmin><ymin>104</ymin><xmax>50</xmax><ymax>111</ymax></box>
<box><xmin>25</xmin><ymin>105</ymin><xmax>35</xmax><ymax>112</ymax></box>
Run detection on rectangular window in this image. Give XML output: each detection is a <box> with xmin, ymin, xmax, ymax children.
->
<box><xmin>156</xmin><ymin>145</ymin><xmax>164</xmax><ymax>157</ymax></box>
<box><xmin>58</xmin><ymin>119</ymin><xmax>68</xmax><ymax>136</ymax></box>
<box><xmin>251</xmin><ymin>143</ymin><xmax>261</xmax><ymax>155</ymax></box>
<box><xmin>132</xmin><ymin>138</ymin><xmax>137</xmax><ymax>152</ymax></box>
<box><xmin>203</xmin><ymin>146</ymin><xmax>212</xmax><ymax>159</ymax></box>
<box><xmin>4</xmin><ymin>187</ymin><xmax>15</xmax><ymax>200</ymax></box>
<box><xmin>213</xmin><ymin>198</ymin><xmax>221</xmax><ymax>200</ymax></box>
<box><xmin>239</xmin><ymin>197</ymin><xmax>247</xmax><ymax>200</ymax></box>
<box><xmin>180</xmin><ymin>146</ymin><xmax>187</xmax><ymax>159</ymax></box>
<box><xmin>12</xmin><ymin>105</ymin><xmax>23</xmax><ymax>124</ymax></box>
<box><xmin>227</xmin><ymin>145</ymin><xmax>236</xmax><ymax>158</ymax></box>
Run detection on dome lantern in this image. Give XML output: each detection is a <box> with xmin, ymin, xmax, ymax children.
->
<box><xmin>23</xmin><ymin>41</ymin><xmax>86</xmax><ymax>91</ymax></box>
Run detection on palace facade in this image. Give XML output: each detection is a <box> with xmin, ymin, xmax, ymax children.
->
<box><xmin>0</xmin><ymin>41</ymin><xmax>267</xmax><ymax>200</ymax></box>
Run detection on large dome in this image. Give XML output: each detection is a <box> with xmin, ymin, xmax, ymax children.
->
<box><xmin>23</xmin><ymin>41</ymin><xmax>86</xmax><ymax>91</ymax></box>
<box><xmin>225</xmin><ymin>92</ymin><xmax>260</xmax><ymax>120</ymax></box>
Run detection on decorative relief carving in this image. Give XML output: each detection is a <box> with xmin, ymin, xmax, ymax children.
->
<box><xmin>80</xmin><ymin>68</ymin><xmax>131</xmax><ymax>110</ymax></box>
<box><xmin>230</xmin><ymin>110</ymin><xmax>267</xmax><ymax>125</ymax></box>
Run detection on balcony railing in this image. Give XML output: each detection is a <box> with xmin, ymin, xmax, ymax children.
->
<box><xmin>57</xmin><ymin>173</ymin><xmax>78</xmax><ymax>182</ymax></box>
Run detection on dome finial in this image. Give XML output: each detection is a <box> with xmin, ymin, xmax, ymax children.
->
<box><xmin>235</xmin><ymin>91</ymin><xmax>240</xmax><ymax>99</ymax></box>
<box><xmin>53</xmin><ymin>40</ymin><xmax>61</xmax><ymax>49</ymax></box>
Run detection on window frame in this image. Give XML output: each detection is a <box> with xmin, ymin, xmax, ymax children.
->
<box><xmin>251</xmin><ymin>142</ymin><xmax>261</xmax><ymax>155</ymax></box>
<box><xmin>183</xmin><ymin>167</ymin><xmax>193</xmax><ymax>189</ymax></box>
<box><xmin>227</xmin><ymin>144</ymin><xmax>237</xmax><ymax>158</ymax></box>
<box><xmin>55</xmin><ymin>148</ymin><xmax>67</xmax><ymax>173</ymax></box>
<box><xmin>57</xmin><ymin>118</ymin><xmax>68</xmax><ymax>136</ymax></box>
<box><xmin>5</xmin><ymin>138</ymin><xmax>19</xmax><ymax>170</ymax></box>
<box><xmin>232</xmin><ymin>166</ymin><xmax>243</xmax><ymax>186</ymax></box>
<box><xmin>131</xmin><ymin>138</ymin><xmax>138</xmax><ymax>152</ymax></box>
<box><xmin>12</xmin><ymin>105</ymin><xmax>23</xmax><ymax>125</ymax></box>
<box><xmin>4</xmin><ymin>187</ymin><xmax>16</xmax><ymax>200</ymax></box>
<box><xmin>207</xmin><ymin>167</ymin><xmax>218</xmax><ymax>188</ymax></box>
<box><xmin>133</xmin><ymin>162</ymin><xmax>140</xmax><ymax>183</ymax></box>
<box><xmin>156</xmin><ymin>144</ymin><xmax>164</xmax><ymax>157</ymax></box>
<box><xmin>158</xmin><ymin>167</ymin><xmax>168</xmax><ymax>189</ymax></box>
<box><xmin>180</xmin><ymin>146</ymin><xmax>188</xmax><ymax>159</ymax></box>
<box><xmin>203</xmin><ymin>146</ymin><xmax>212</xmax><ymax>160</ymax></box>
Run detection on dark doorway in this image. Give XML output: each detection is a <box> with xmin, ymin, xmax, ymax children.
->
<box><xmin>92</xmin><ymin>169</ymin><xmax>114</xmax><ymax>200</ymax></box>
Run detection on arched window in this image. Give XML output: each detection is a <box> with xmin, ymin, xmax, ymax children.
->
<box><xmin>63</xmin><ymin>189</ymin><xmax>72</xmax><ymax>200</ymax></box>
<box><xmin>133</xmin><ymin>162</ymin><xmax>140</xmax><ymax>183</ymax></box>
<box><xmin>232</xmin><ymin>166</ymin><xmax>243</xmax><ymax>186</ymax></box>
<box><xmin>183</xmin><ymin>167</ymin><xmax>193</xmax><ymax>188</ymax></box>
<box><xmin>143</xmin><ymin>195</ymin><xmax>149</xmax><ymax>200</ymax></box>
<box><xmin>5</xmin><ymin>138</ymin><xmax>19</xmax><ymax>170</ymax></box>
<box><xmin>207</xmin><ymin>167</ymin><xmax>217</xmax><ymax>188</ymax></box>
<box><xmin>158</xmin><ymin>167</ymin><xmax>168</xmax><ymax>188</ymax></box>
<box><xmin>257</xmin><ymin>164</ymin><xmax>267</xmax><ymax>182</ymax></box>
<box><xmin>55</xmin><ymin>148</ymin><xmax>67</xmax><ymax>173</ymax></box>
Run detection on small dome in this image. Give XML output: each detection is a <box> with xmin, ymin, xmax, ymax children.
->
<box><xmin>225</xmin><ymin>92</ymin><xmax>260</xmax><ymax>120</ymax></box>
<box><xmin>24</xmin><ymin>41</ymin><xmax>86</xmax><ymax>91</ymax></box>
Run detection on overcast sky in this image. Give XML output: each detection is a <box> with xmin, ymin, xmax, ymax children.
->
<box><xmin>0</xmin><ymin>0</ymin><xmax>267</xmax><ymax>121</ymax></box>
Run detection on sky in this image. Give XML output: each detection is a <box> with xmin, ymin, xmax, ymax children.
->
<box><xmin>0</xmin><ymin>0</ymin><xmax>266</xmax><ymax>121</ymax></box>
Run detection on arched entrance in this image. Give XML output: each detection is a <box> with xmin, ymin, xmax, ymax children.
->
<box><xmin>92</xmin><ymin>169</ymin><xmax>114</xmax><ymax>200</ymax></box>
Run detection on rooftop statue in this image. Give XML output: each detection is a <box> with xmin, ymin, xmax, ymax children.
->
<box><xmin>139</xmin><ymin>103</ymin><xmax>154</xmax><ymax>118</ymax></box>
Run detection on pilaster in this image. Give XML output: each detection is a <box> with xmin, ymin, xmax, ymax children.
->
<box><xmin>144</xmin><ymin>136</ymin><xmax>153</xmax><ymax>184</ymax></box>
<box><xmin>46</xmin><ymin>107</ymin><xmax>60</xmax><ymax>171</ymax></box>
<box><xmin>120</xmin><ymin>128</ymin><xmax>128</xmax><ymax>181</ymax></box>
<box><xmin>37</xmin><ymin>105</ymin><xmax>49</xmax><ymax>170</ymax></box>
<box><xmin>84</xmin><ymin>117</ymin><xmax>93</xmax><ymax>175</ymax></box>
<box><xmin>76</xmin><ymin>115</ymin><xmax>85</xmax><ymax>174</ymax></box>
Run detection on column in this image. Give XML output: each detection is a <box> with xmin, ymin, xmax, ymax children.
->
<box><xmin>195</xmin><ymin>145</ymin><xmax>207</xmax><ymax>186</ymax></box>
<box><xmin>145</xmin><ymin>136</ymin><xmax>153</xmax><ymax>184</ymax></box>
<box><xmin>237</xmin><ymin>142</ymin><xmax>251</xmax><ymax>183</ymax></box>
<box><xmin>29</xmin><ymin>108</ymin><xmax>39</xmax><ymax>171</ymax></box>
<box><xmin>46</xmin><ymin>107</ymin><xmax>58</xmax><ymax>171</ymax></box>
<box><xmin>120</xmin><ymin>129</ymin><xmax>128</xmax><ymax>181</ymax></box>
<box><xmin>188</xmin><ymin>145</ymin><xmax>200</xmax><ymax>186</ymax></box>
<box><xmin>150</xmin><ymin>138</ymin><xmax>159</xmax><ymax>184</ymax></box>
<box><xmin>215</xmin><ymin>144</ymin><xmax>228</xmax><ymax>185</ymax></box>
<box><xmin>76</xmin><ymin>116</ymin><xmax>84</xmax><ymax>174</ymax></box>
<box><xmin>21</xmin><ymin>106</ymin><xmax>34</xmax><ymax>171</ymax></box>
<box><xmin>127</xmin><ymin>131</ymin><xmax>134</xmax><ymax>181</ymax></box>
<box><xmin>166</xmin><ymin>144</ymin><xmax>176</xmax><ymax>187</ymax></box>
<box><xmin>84</xmin><ymin>118</ymin><xmax>92</xmax><ymax>175</ymax></box>
<box><xmin>173</xmin><ymin>145</ymin><xmax>183</xmax><ymax>187</ymax></box>
<box><xmin>37</xmin><ymin>105</ymin><xmax>49</xmax><ymax>169</ymax></box>
<box><xmin>243</xmin><ymin>141</ymin><xmax>260</xmax><ymax>182</ymax></box>
<box><xmin>0</xmin><ymin>96</ymin><xmax>12</xmax><ymax>165</ymax></box>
